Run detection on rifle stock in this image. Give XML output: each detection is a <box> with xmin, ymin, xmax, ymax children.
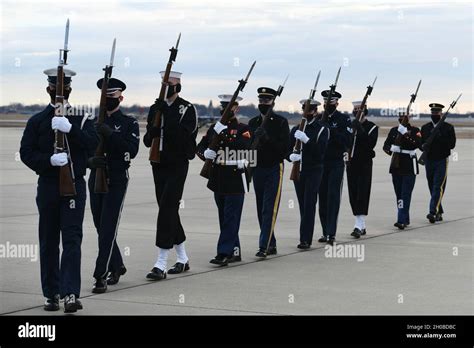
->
<box><xmin>149</xmin><ymin>34</ymin><xmax>181</xmax><ymax>163</ymax></box>
<box><xmin>290</xmin><ymin>100</ymin><xmax>311</xmax><ymax>182</ymax></box>
<box><xmin>348</xmin><ymin>77</ymin><xmax>376</xmax><ymax>161</ymax></box>
<box><xmin>54</xmin><ymin>21</ymin><xmax>76</xmax><ymax>197</ymax></box>
<box><xmin>247</xmin><ymin>75</ymin><xmax>288</xmax><ymax>178</ymax></box>
<box><xmin>418</xmin><ymin>93</ymin><xmax>462</xmax><ymax>166</ymax></box>
<box><xmin>290</xmin><ymin>70</ymin><xmax>321</xmax><ymax>181</ymax></box>
<box><xmin>200</xmin><ymin>61</ymin><xmax>256</xmax><ymax>179</ymax></box>
<box><xmin>94</xmin><ymin>39</ymin><xmax>116</xmax><ymax>193</ymax></box>
<box><xmin>390</xmin><ymin>80</ymin><xmax>422</xmax><ymax>169</ymax></box>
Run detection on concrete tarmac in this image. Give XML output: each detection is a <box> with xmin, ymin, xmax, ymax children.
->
<box><xmin>0</xmin><ymin>127</ymin><xmax>472</xmax><ymax>315</ymax></box>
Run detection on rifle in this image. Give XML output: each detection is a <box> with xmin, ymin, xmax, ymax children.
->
<box><xmin>94</xmin><ymin>38</ymin><xmax>116</xmax><ymax>193</ymax></box>
<box><xmin>418</xmin><ymin>93</ymin><xmax>462</xmax><ymax>166</ymax></box>
<box><xmin>320</xmin><ymin>66</ymin><xmax>342</xmax><ymax>124</ymax></box>
<box><xmin>348</xmin><ymin>76</ymin><xmax>377</xmax><ymax>161</ymax></box>
<box><xmin>149</xmin><ymin>33</ymin><xmax>181</xmax><ymax>163</ymax></box>
<box><xmin>247</xmin><ymin>74</ymin><xmax>289</xmax><ymax>178</ymax></box>
<box><xmin>199</xmin><ymin>61</ymin><xmax>256</xmax><ymax>179</ymax></box>
<box><xmin>390</xmin><ymin>79</ymin><xmax>422</xmax><ymax>169</ymax></box>
<box><xmin>54</xmin><ymin>19</ymin><xmax>76</xmax><ymax>197</ymax></box>
<box><xmin>289</xmin><ymin>70</ymin><xmax>321</xmax><ymax>181</ymax></box>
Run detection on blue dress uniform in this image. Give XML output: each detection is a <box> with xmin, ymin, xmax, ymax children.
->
<box><xmin>347</xmin><ymin>103</ymin><xmax>378</xmax><ymax>238</ymax></box>
<box><xmin>289</xmin><ymin>109</ymin><xmax>329</xmax><ymax>247</ymax></box>
<box><xmin>383</xmin><ymin>122</ymin><xmax>422</xmax><ymax>229</ymax></box>
<box><xmin>197</xmin><ymin>104</ymin><xmax>252</xmax><ymax>266</ymax></box>
<box><xmin>248</xmin><ymin>87</ymin><xmax>290</xmax><ymax>257</ymax></box>
<box><xmin>318</xmin><ymin>90</ymin><xmax>352</xmax><ymax>244</ymax></box>
<box><xmin>88</xmin><ymin>78</ymin><xmax>139</xmax><ymax>292</ymax></box>
<box><xmin>20</xmin><ymin>73</ymin><xmax>99</xmax><ymax>310</ymax></box>
<box><xmin>420</xmin><ymin>103</ymin><xmax>456</xmax><ymax>222</ymax></box>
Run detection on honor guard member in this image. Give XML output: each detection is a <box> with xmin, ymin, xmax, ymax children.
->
<box><xmin>143</xmin><ymin>71</ymin><xmax>198</xmax><ymax>280</ymax></box>
<box><xmin>383</xmin><ymin>113</ymin><xmax>422</xmax><ymax>229</ymax></box>
<box><xmin>88</xmin><ymin>78</ymin><xmax>139</xmax><ymax>293</ymax></box>
<box><xmin>248</xmin><ymin>87</ymin><xmax>290</xmax><ymax>258</ymax></box>
<box><xmin>197</xmin><ymin>95</ymin><xmax>252</xmax><ymax>266</ymax></box>
<box><xmin>317</xmin><ymin>90</ymin><xmax>351</xmax><ymax>245</ymax></box>
<box><xmin>347</xmin><ymin>101</ymin><xmax>378</xmax><ymax>238</ymax></box>
<box><xmin>288</xmin><ymin>99</ymin><xmax>329</xmax><ymax>249</ymax></box>
<box><xmin>20</xmin><ymin>68</ymin><xmax>99</xmax><ymax>312</ymax></box>
<box><xmin>420</xmin><ymin>103</ymin><xmax>456</xmax><ymax>223</ymax></box>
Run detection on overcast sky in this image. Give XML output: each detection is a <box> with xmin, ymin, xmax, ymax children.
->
<box><xmin>1</xmin><ymin>0</ymin><xmax>472</xmax><ymax>113</ymax></box>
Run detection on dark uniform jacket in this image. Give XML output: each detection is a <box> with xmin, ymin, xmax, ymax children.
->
<box><xmin>197</xmin><ymin>120</ymin><xmax>252</xmax><ymax>194</ymax></box>
<box><xmin>143</xmin><ymin>96</ymin><xmax>198</xmax><ymax>166</ymax></box>
<box><xmin>420</xmin><ymin>121</ymin><xmax>456</xmax><ymax>161</ymax></box>
<box><xmin>102</xmin><ymin>110</ymin><xmax>140</xmax><ymax>170</ymax></box>
<box><xmin>323</xmin><ymin>110</ymin><xmax>352</xmax><ymax>162</ymax></box>
<box><xmin>248</xmin><ymin>112</ymin><xmax>289</xmax><ymax>168</ymax></box>
<box><xmin>383</xmin><ymin>124</ymin><xmax>422</xmax><ymax>175</ymax></box>
<box><xmin>288</xmin><ymin>119</ymin><xmax>329</xmax><ymax>171</ymax></box>
<box><xmin>20</xmin><ymin>104</ymin><xmax>99</xmax><ymax>178</ymax></box>
<box><xmin>350</xmin><ymin>119</ymin><xmax>378</xmax><ymax>164</ymax></box>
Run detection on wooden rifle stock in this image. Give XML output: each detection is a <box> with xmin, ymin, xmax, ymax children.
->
<box><xmin>348</xmin><ymin>77</ymin><xmax>376</xmax><ymax>161</ymax></box>
<box><xmin>149</xmin><ymin>34</ymin><xmax>181</xmax><ymax>163</ymax></box>
<box><xmin>54</xmin><ymin>20</ymin><xmax>76</xmax><ymax>196</ymax></box>
<box><xmin>290</xmin><ymin>70</ymin><xmax>322</xmax><ymax>181</ymax></box>
<box><xmin>390</xmin><ymin>80</ymin><xmax>422</xmax><ymax>169</ymax></box>
<box><xmin>200</xmin><ymin>61</ymin><xmax>256</xmax><ymax>179</ymax></box>
<box><xmin>418</xmin><ymin>93</ymin><xmax>461</xmax><ymax>166</ymax></box>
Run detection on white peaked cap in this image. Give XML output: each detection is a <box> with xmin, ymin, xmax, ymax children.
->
<box><xmin>160</xmin><ymin>70</ymin><xmax>182</xmax><ymax>79</ymax></box>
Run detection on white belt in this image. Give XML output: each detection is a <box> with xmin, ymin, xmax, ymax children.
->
<box><xmin>215</xmin><ymin>159</ymin><xmax>248</xmax><ymax>192</ymax></box>
<box><xmin>215</xmin><ymin>159</ymin><xmax>248</xmax><ymax>167</ymax></box>
<box><xmin>400</xmin><ymin>149</ymin><xmax>416</xmax><ymax>156</ymax></box>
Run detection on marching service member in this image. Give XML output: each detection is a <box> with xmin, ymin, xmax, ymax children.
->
<box><xmin>143</xmin><ymin>71</ymin><xmax>198</xmax><ymax>280</ymax></box>
<box><xmin>197</xmin><ymin>94</ymin><xmax>252</xmax><ymax>266</ymax></box>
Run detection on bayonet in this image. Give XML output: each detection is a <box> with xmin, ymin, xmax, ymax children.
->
<box><xmin>109</xmin><ymin>38</ymin><xmax>116</xmax><ymax>67</ymax></box>
<box><xmin>277</xmin><ymin>74</ymin><xmax>289</xmax><ymax>96</ymax></box>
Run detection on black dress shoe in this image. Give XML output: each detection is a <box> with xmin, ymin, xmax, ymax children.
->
<box><xmin>44</xmin><ymin>295</ymin><xmax>59</xmax><ymax>311</ymax></box>
<box><xmin>146</xmin><ymin>267</ymin><xmax>167</xmax><ymax>281</ymax></box>
<box><xmin>107</xmin><ymin>265</ymin><xmax>127</xmax><ymax>285</ymax></box>
<box><xmin>427</xmin><ymin>213</ymin><xmax>436</xmax><ymax>223</ymax></box>
<box><xmin>64</xmin><ymin>294</ymin><xmax>81</xmax><ymax>313</ymax></box>
<box><xmin>394</xmin><ymin>222</ymin><xmax>406</xmax><ymax>230</ymax></box>
<box><xmin>327</xmin><ymin>238</ymin><xmax>335</xmax><ymax>246</ymax></box>
<box><xmin>361</xmin><ymin>229</ymin><xmax>367</xmax><ymax>235</ymax></box>
<box><xmin>297</xmin><ymin>241</ymin><xmax>311</xmax><ymax>250</ymax></box>
<box><xmin>209</xmin><ymin>254</ymin><xmax>229</xmax><ymax>266</ymax></box>
<box><xmin>228</xmin><ymin>255</ymin><xmax>242</xmax><ymax>263</ymax></box>
<box><xmin>318</xmin><ymin>236</ymin><xmax>328</xmax><ymax>243</ymax></box>
<box><xmin>436</xmin><ymin>213</ymin><xmax>443</xmax><ymax>221</ymax></box>
<box><xmin>255</xmin><ymin>249</ymin><xmax>267</xmax><ymax>258</ymax></box>
<box><xmin>168</xmin><ymin>262</ymin><xmax>190</xmax><ymax>274</ymax></box>
<box><xmin>92</xmin><ymin>278</ymin><xmax>107</xmax><ymax>293</ymax></box>
<box><xmin>351</xmin><ymin>228</ymin><xmax>362</xmax><ymax>239</ymax></box>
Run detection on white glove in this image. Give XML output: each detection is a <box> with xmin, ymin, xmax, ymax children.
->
<box><xmin>294</xmin><ymin>130</ymin><xmax>310</xmax><ymax>144</ymax></box>
<box><xmin>50</xmin><ymin>153</ymin><xmax>68</xmax><ymax>167</ymax></box>
<box><xmin>289</xmin><ymin>153</ymin><xmax>301</xmax><ymax>162</ymax></box>
<box><xmin>213</xmin><ymin>121</ymin><xmax>227</xmax><ymax>135</ymax></box>
<box><xmin>390</xmin><ymin>145</ymin><xmax>401</xmax><ymax>153</ymax></box>
<box><xmin>397</xmin><ymin>124</ymin><xmax>408</xmax><ymax>135</ymax></box>
<box><xmin>52</xmin><ymin>116</ymin><xmax>72</xmax><ymax>133</ymax></box>
<box><xmin>204</xmin><ymin>148</ymin><xmax>217</xmax><ymax>160</ymax></box>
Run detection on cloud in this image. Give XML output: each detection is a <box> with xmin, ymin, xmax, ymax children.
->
<box><xmin>1</xmin><ymin>0</ymin><xmax>472</xmax><ymax>112</ymax></box>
